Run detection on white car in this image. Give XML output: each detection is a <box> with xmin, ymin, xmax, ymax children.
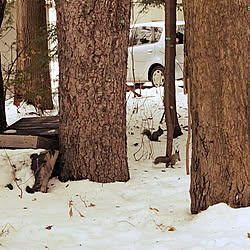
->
<box><xmin>127</xmin><ymin>21</ymin><xmax>184</xmax><ymax>87</ymax></box>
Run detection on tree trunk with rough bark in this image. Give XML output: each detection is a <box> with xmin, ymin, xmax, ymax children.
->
<box><xmin>55</xmin><ymin>0</ymin><xmax>130</xmax><ymax>183</ymax></box>
<box><xmin>183</xmin><ymin>0</ymin><xmax>249</xmax><ymax>214</ymax></box>
<box><xmin>0</xmin><ymin>0</ymin><xmax>7</xmax><ymax>132</ymax></box>
<box><xmin>16</xmin><ymin>0</ymin><xmax>53</xmax><ymax>110</ymax></box>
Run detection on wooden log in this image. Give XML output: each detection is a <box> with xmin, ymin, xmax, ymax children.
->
<box><xmin>0</xmin><ymin>134</ymin><xmax>58</xmax><ymax>149</ymax></box>
<box><xmin>26</xmin><ymin>150</ymin><xmax>59</xmax><ymax>193</ymax></box>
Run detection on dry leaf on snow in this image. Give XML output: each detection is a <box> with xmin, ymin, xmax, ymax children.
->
<box><xmin>69</xmin><ymin>200</ymin><xmax>73</xmax><ymax>208</ymax></box>
<box><xmin>69</xmin><ymin>207</ymin><xmax>73</xmax><ymax>217</ymax></box>
<box><xmin>78</xmin><ymin>212</ymin><xmax>85</xmax><ymax>217</ymax></box>
<box><xmin>168</xmin><ymin>226</ymin><xmax>176</xmax><ymax>231</ymax></box>
<box><xmin>149</xmin><ymin>207</ymin><xmax>159</xmax><ymax>212</ymax></box>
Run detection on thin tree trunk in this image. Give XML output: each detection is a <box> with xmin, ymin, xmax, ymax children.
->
<box><xmin>0</xmin><ymin>55</ymin><xmax>6</xmax><ymax>132</ymax></box>
<box><xmin>183</xmin><ymin>0</ymin><xmax>249</xmax><ymax>213</ymax></box>
<box><xmin>164</xmin><ymin>0</ymin><xmax>177</xmax><ymax>156</ymax></box>
<box><xmin>55</xmin><ymin>0</ymin><xmax>130</xmax><ymax>183</ymax></box>
<box><xmin>16</xmin><ymin>0</ymin><xmax>53</xmax><ymax>110</ymax></box>
<box><xmin>0</xmin><ymin>0</ymin><xmax>7</xmax><ymax>132</ymax></box>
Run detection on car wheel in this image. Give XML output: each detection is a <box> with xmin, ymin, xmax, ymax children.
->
<box><xmin>151</xmin><ymin>66</ymin><xmax>164</xmax><ymax>87</ymax></box>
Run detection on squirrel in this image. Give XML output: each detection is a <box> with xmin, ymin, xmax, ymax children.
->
<box><xmin>153</xmin><ymin>150</ymin><xmax>180</xmax><ymax>168</ymax></box>
<box><xmin>142</xmin><ymin>126</ymin><xmax>163</xmax><ymax>141</ymax></box>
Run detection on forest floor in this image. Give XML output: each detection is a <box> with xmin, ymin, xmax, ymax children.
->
<box><xmin>0</xmin><ymin>81</ymin><xmax>249</xmax><ymax>250</ymax></box>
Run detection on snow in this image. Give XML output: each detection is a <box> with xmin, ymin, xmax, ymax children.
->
<box><xmin>0</xmin><ymin>82</ymin><xmax>249</xmax><ymax>250</ymax></box>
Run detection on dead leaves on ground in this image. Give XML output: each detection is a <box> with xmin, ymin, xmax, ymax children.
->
<box><xmin>69</xmin><ymin>199</ymin><xmax>92</xmax><ymax>218</ymax></box>
<box><xmin>153</xmin><ymin>219</ymin><xmax>176</xmax><ymax>233</ymax></box>
<box><xmin>45</xmin><ymin>225</ymin><xmax>53</xmax><ymax>230</ymax></box>
<box><xmin>149</xmin><ymin>207</ymin><xmax>159</xmax><ymax>213</ymax></box>
<box><xmin>150</xmin><ymin>207</ymin><xmax>176</xmax><ymax>232</ymax></box>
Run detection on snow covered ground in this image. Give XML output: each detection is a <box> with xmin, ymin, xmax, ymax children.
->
<box><xmin>0</xmin><ymin>83</ymin><xmax>249</xmax><ymax>250</ymax></box>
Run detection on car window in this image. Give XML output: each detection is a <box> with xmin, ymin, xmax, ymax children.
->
<box><xmin>135</xmin><ymin>26</ymin><xmax>152</xmax><ymax>45</ymax></box>
<box><xmin>129</xmin><ymin>26</ymin><xmax>163</xmax><ymax>46</ymax></box>
<box><xmin>152</xmin><ymin>27</ymin><xmax>163</xmax><ymax>43</ymax></box>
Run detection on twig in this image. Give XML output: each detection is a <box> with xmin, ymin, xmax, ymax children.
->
<box><xmin>4</xmin><ymin>149</ymin><xmax>23</xmax><ymax>198</ymax></box>
<box><xmin>79</xmin><ymin>195</ymin><xmax>88</xmax><ymax>208</ymax></box>
<box><xmin>126</xmin><ymin>85</ymin><xmax>141</xmax><ymax>97</ymax></box>
<box><xmin>117</xmin><ymin>220</ymin><xmax>135</xmax><ymax>227</ymax></box>
<box><xmin>0</xmin><ymin>223</ymin><xmax>16</xmax><ymax>237</ymax></box>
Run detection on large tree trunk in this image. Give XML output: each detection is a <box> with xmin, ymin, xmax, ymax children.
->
<box><xmin>183</xmin><ymin>1</ymin><xmax>249</xmax><ymax>214</ymax></box>
<box><xmin>55</xmin><ymin>0</ymin><xmax>130</xmax><ymax>183</ymax></box>
<box><xmin>0</xmin><ymin>0</ymin><xmax>7</xmax><ymax>132</ymax></box>
<box><xmin>16</xmin><ymin>0</ymin><xmax>53</xmax><ymax>110</ymax></box>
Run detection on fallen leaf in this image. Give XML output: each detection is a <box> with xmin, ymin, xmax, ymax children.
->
<box><xmin>88</xmin><ymin>203</ymin><xmax>96</xmax><ymax>207</ymax></box>
<box><xmin>69</xmin><ymin>207</ymin><xmax>73</xmax><ymax>217</ymax></box>
<box><xmin>154</xmin><ymin>221</ymin><xmax>167</xmax><ymax>232</ymax></box>
<box><xmin>150</xmin><ymin>207</ymin><xmax>159</xmax><ymax>212</ymax></box>
<box><xmin>45</xmin><ymin>225</ymin><xmax>53</xmax><ymax>230</ymax></box>
<box><xmin>78</xmin><ymin>212</ymin><xmax>85</xmax><ymax>217</ymax></box>
<box><xmin>32</xmin><ymin>198</ymin><xmax>37</xmax><ymax>201</ymax></box>
<box><xmin>69</xmin><ymin>200</ymin><xmax>73</xmax><ymax>208</ymax></box>
<box><xmin>247</xmin><ymin>233</ymin><xmax>250</xmax><ymax>238</ymax></box>
<box><xmin>168</xmin><ymin>226</ymin><xmax>176</xmax><ymax>231</ymax></box>
<box><xmin>31</xmin><ymin>49</ymin><xmax>36</xmax><ymax>55</ymax></box>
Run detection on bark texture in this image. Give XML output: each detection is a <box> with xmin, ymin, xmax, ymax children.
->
<box><xmin>0</xmin><ymin>0</ymin><xmax>7</xmax><ymax>132</ymax></box>
<box><xmin>16</xmin><ymin>0</ymin><xmax>53</xmax><ymax>110</ymax></box>
<box><xmin>55</xmin><ymin>0</ymin><xmax>130</xmax><ymax>183</ymax></box>
<box><xmin>164</xmin><ymin>0</ymin><xmax>182</xmax><ymax>156</ymax></box>
<box><xmin>183</xmin><ymin>1</ymin><xmax>249</xmax><ymax>213</ymax></box>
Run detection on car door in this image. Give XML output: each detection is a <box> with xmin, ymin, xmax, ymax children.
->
<box><xmin>127</xmin><ymin>26</ymin><xmax>155</xmax><ymax>82</ymax></box>
<box><xmin>175</xmin><ymin>25</ymin><xmax>185</xmax><ymax>79</ymax></box>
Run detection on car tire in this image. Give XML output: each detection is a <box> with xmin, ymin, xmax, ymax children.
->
<box><xmin>150</xmin><ymin>66</ymin><xmax>164</xmax><ymax>87</ymax></box>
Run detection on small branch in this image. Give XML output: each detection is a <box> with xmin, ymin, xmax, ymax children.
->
<box><xmin>4</xmin><ymin>149</ymin><xmax>23</xmax><ymax>198</ymax></box>
<box><xmin>126</xmin><ymin>85</ymin><xmax>141</xmax><ymax>97</ymax></box>
<box><xmin>186</xmin><ymin>78</ymin><xmax>191</xmax><ymax>175</ymax></box>
<box><xmin>79</xmin><ymin>195</ymin><xmax>88</xmax><ymax>208</ymax></box>
<box><xmin>0</xmin><ymin>223</ymin><xmax>16</xmax><ymax>237</ymax></box>
<box><xmin>118</xmin><ymin>220</ymin><xmax>135</xmax><ymax>227</ymax></box>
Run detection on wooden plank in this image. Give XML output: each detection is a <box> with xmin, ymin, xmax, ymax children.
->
<box><xmin>6</xmin><ymin>116</ymin><xmax>59</xmax><ymax>136</ymax></box>
<box><xmin>8</xmin><ymin>116</ymin><xmax>59</xmax><ymax>129</ymax></box>
<box><xmin>0</xmin><ymin>134</ymin><xmax>58</xmax><ymax>149</ymax></box>
<box><xmin>4</xmin><ymin>128</ymin><xmax>58</xmax><ymax>136</ymax></box>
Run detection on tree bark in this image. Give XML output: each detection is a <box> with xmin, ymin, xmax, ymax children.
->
<box><xmin>55</xmin><ymin>0</ymin><xmax>130</xmax><ymax>183</ymax></box>
<box><xmin>183</xmin><ymin>1</ymin><xmax>249</xmax><ymax>213</ymax></box>
<box><xmin>16</xmin><ymin>0</ymin><xmax>53</xmax><ymax>110</ymax></box>
<box><xmin>0</xmin><ymin>0</ymin><xmax>7</xmax><ymax>132</ymax></box>
<box><xmin>164</xmin><ymin>0</ymin><xmax>182</xmax><ymax>156</ymax></box>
